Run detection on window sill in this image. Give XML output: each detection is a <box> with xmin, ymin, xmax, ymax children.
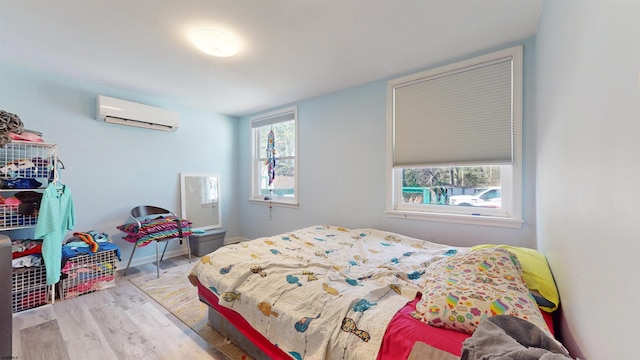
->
<box><xmin>249</xmin><ymin>199</ymin><xmax>299</xmax><ymax>209</ymax></box>
<box><xmin>385</xmin><ymin>209</ymin><xmax>523</xmax><ymax>229</ymax></box>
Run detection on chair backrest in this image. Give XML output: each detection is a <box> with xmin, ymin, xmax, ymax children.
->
<box><xmin>131</xmin><ymin>205</ymin><xmax>173</xmax><ymax>219</ymax></box>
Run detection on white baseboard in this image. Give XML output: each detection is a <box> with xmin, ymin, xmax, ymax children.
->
<box><xmin>225</xmin><ymin>236</ymin><xmax>249</xmax><ymax>244</ymax></box>
<box><xmin>116</xmin><ymin>247</ymin><xmax>187</xmax><ymax>270</ymax></box>
<box><xmin>116</xmin><ymin>237</ymin><xmax>249</xmax><ymax>270</ymax></box>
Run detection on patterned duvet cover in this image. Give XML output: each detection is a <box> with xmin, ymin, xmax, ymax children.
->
<box><xmin>189</xmin><ymin>225</ymin><xmax>462</xmax><ymax>360</ymax></box>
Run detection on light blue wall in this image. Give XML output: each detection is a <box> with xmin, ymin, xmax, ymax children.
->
<box><xmin>0</xmin><ymin>63</ymin><xmax>239</xmax><ymax>264</ymax></box>
<box><xmin>0</xmin><ymin>37</ymin><xmax>537</xmax><ymax>264</ymax></box>
<box><xmin>238</xmin><ymin>38</ymin><xmax>538</xmax><ymax>249</ymax></box>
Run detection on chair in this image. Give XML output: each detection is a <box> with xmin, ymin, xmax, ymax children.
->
<box><xmin>123</xmin><ymin>205</ymin><xmax>191</xmax><ymax>278</ymax></box>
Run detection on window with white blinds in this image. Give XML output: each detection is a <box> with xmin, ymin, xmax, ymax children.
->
<box><xmin>393</xmin><ymin>58</ymin><xmax>513</xmax><ymax>167</ymax></box>
<box><xmin>386</xmin><ymin>45</ymin><xmax>523</xmax><ymax>228</ymax></box>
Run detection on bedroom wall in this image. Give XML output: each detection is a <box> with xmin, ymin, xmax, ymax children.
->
<box><xmin>236</xmin><ymin>37</ymin><xmax>539</xmax><ymax>249</ymax></box>
<box><xmin>0</xmin><ymin>63</ymin><xmax>239</xmax><ymax>267</ymax></box>
<box><xmin>535</xmin><ymin>0</ymin><xmax>639</xmax><ymax>359</ymax></box>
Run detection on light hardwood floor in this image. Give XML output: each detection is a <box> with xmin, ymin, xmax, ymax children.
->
<box><xmin>11</xmin><ymin>255</ymin><xmax>228</xmax><ymax>360</ymax></box>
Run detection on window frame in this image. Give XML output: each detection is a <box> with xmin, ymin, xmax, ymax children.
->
<box><xmin>249</xmin><ymin>106</ymin><xmax>299</xmax><ymax>208</ymax></box>
<box><xmin>385</xmin><ymin>46</ymin><xmax>523</xmax><ymax>228</ymax></box>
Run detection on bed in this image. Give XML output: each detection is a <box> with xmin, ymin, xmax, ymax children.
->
<box><xmin>189</xmin><ymin>225</ymin><xmax>564</xmax><ymax>360</ymax></box>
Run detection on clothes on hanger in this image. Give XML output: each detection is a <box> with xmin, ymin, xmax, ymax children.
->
<box><xmin>35</xmin><ymin>182</ymin><xmax>76</xmax><ymax>285</ymax></box>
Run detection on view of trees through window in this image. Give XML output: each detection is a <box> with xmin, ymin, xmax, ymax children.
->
<box><xmin>402</xmin><ymin>166</ymin><xmax>501</xmax><ymax>206</ymax></box>
<box><xmin>257</xmin><ymin>119</ymin><xmax>296</xmax><ymax>197</ymax></box>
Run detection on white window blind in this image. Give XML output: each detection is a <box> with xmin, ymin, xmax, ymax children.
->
<box><xmin>251</xmin><ymin>111</ymin><xmax>295</xmax><ymax>128</ymax></box>
<box><xmin>392</xmin><ymin>57</ymin><xmax>514</xmax><ymax>168</ymax></box>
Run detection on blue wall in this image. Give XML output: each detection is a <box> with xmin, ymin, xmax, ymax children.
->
<box><xmin>237</xmin><ymin>37</ymin><xmax>538</xmax><ymax>249</ymax></box>
<box><xmin>0</xmin><ymin>63</ymin><xmax>238</xmax><ymax>265</ymax></box>
<box><xmin>1</xmin><ymin>36</ymin><xmax>537</xmax><ymax>266</ymax></box>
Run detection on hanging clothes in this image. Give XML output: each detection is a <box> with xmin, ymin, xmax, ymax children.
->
<box><xmin>35</xmin><ymin>183</ymin><xmax>76</xmax><ymax>285</ymax></box>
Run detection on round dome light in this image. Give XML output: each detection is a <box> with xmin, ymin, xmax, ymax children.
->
<box><xmin>191</xmin><ymin>29</ymin><xmax>239</xmax><ymax>57</ymax></box>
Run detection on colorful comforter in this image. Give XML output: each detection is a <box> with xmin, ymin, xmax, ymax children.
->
<box><xmin>190</xmin><ymin>225</ymin><xmax>463</xmax><ymax>360</ymax></box>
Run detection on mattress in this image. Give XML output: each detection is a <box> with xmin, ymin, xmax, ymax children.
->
<box><xmin>189</xmin><ymin>225</ymin><xmax>556</xmax><ymax>359</ymax></box>
<box><xmin>190</xmin><ymin>225</ymin><xmax>462</xmax><ymax>359</ymax></box>
<box><xmin>197</xmin><ymin>279</ymin><xmax>554</xmax><ymax>359</ymax></box>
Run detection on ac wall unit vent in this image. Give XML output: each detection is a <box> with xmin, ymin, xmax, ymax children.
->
<box><xmin>96</xmin><ymin>95</ymin><xmax>180</xmax><ymax>131</ymax></box>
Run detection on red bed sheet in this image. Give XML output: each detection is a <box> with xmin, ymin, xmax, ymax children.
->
<box><xmin>197</xmin><ymin>280</ymin><xmax>554</xmax><ymax>359</ymax></box>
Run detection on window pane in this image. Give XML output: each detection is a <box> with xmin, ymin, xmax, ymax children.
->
<box><xmin>258</xmin><ymin>158</ymin><xmax>295</xmax><ymax>198</ymax></box>
<box><xmin>257</xmin><ymin>119</ymin><xmax>296</xmax><ymax>159</ymax></box>
<box><xmin>251</xmin><ymin>106</ymin><xmax>298</xmax><ymax>205</ymax></box>
<box><xmin>401</xmin><ymin>166</ymin><xmax>501</xmax><ymax>208</ymax></box>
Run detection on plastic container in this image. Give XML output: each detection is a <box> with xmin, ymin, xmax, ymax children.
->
<box><xmin>189</xmin><ymin>228</ymin><xmax>226</xmax><ymax>256</ymax></box>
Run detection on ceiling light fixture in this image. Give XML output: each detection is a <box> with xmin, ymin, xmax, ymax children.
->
<box><xmin>191</xmin><ymin>29</ymin><xmax>239</xmax><ymax>57</ymax></box>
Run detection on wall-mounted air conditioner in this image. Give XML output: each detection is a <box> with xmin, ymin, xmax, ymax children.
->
<box><xmin>96</xmin><ymin>95</ymin><xmax>180</xmax><ymax>131</ymax></box>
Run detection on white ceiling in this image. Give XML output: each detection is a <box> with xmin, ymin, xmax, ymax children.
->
<box><xmin>0</xmin><ymin>0</ymin><xmax>543</xmax><ymax>117</ymax></box>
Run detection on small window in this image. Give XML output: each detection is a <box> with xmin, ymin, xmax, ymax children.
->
<box><xmin>386</xmin><ymin>46</ymin><xmax>523</xmax><ymax>228</ymax></box>
<box><xmin>397</xmin><ymin>165</ymin><xmax>510</xmax><ymax>214</ymax></box>
<box><xmin>250</xmin><ymin>106</ymin><xmax>298</xmax><ymax>207</ymax></box>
